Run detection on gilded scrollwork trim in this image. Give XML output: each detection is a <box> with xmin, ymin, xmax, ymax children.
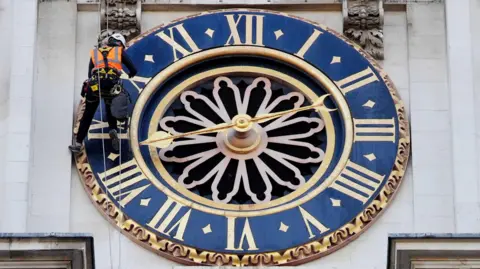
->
<box><xmin>73</xmin><ymin>9</ymin><xmax>410</xmax><ymax>266</ymax></box>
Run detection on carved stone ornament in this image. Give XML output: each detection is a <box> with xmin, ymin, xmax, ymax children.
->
<box><xmin>100</xmin><ymin>0</ymin><xmax>141</xmax><ymax>43</ymax></box>
<box><xmin>343</xmin><ymin>0</ymin><xmax>384</xmax><ymax>60</ymax></box>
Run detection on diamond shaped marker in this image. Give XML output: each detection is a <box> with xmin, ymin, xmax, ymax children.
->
<box><xmin>330</xmin><ymin>56</ymin><xmax>341</xmax><ymax>64</ymax></box>
<box><xmin>144</xmin><ymin>55</ymin><xmax>155</xmax><ymax>63</ymax></box>
<box><xmin>140</xmin><ymin>198</ymin><xmax>151</xmax><ymax>207</ymax></box>
<box><xmin>108</xmin><ymin>153</ymin><xmax>119</xmax><ymax>161</ymax></box>
<box><xmin>205</xmin><ymin>28</ymin><xmax>214</xmax><ymax>38</ymax></box>
<box><xmin>274</xmin><ymin>29</ymin><xmax>284</xmax><ymax>40</ymax></box>
<box><xmin>364</xmin><ymin>153</ymin><xmax>377</xmax><ymax>161</ymax></box>
<box><xmin>330</xmin><ymin>198</ymin><xmax>341</xmax><ymax>207</ymax></box>
<box><xmin>363</xmin><ymin>100</ymin><xmax>376</xmax><ymax>108</ymax></box>
<box><xmin>202</xmin><ymin>224</ymin><xmax>212</xmax><ymax>234</ymax></box>
<box><xmin>279</xmin><ymin>222</ymin><xmax>289</xmax><ymax>232</ymax></box>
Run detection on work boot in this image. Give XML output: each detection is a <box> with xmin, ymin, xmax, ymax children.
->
<box><xmin>109</xmin><ymin>129</ymin><xmax>120</xmax><ymax>152</ymax></box>
<box><xmin>69</xmin><ymin>141</ymin><xmax>83</xmax><ymax>153</ymax></box>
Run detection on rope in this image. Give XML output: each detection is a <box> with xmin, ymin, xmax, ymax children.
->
<box><xmin>118</xmin><ymin>115</ymin><xmax>123</xmax><ymax>269</ymax></box>
<box><xmin>105</xmin><ymin>1</ymin><xmax>123</xmax><ymax>268</ymax></box>
<box><xmin>116</xmin><ymin>1</ymin><xmax>123</xmax><ymax>268</ymax></box>
<box><xmin>96</xmin><ymin>2</ymin><xmax>129</xmax><ymax>268</ymax></box>
<box><xmin>96</xmin><ymin>1</ymin><xmax>115</xmax><ymax>269</ymax></box>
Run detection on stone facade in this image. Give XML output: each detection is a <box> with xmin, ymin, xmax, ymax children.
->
<box><xmin>1</xmin><ymin>0</ymin><xmax>478</xmax><ymax>268</ymax></box>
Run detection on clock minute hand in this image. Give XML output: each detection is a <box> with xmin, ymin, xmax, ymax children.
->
<box><xmin>140</xmin><ymin>122</ymin><xmax>235</xmax><ymax>148</ymax></box>
<box><xmin>250</xmin><ymin>94</ymin><xmax>335</xmax><ymax>123</ymax></box>
<box><xmin>140</xmin><ymin>94</ymin><xmax>334</xmax><ymax>148</ymax></box>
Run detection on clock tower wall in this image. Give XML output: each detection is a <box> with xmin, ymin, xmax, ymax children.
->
<box><xmin>2</xmin><ymin>1</ymin><xmax>478</xmax><ymax>268</ymax></box>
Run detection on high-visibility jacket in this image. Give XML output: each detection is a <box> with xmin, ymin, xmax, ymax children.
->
<box><xmin>90</xmin><ymin>46</ymin><xmax>123</xmax><ymax>71</ymax></box>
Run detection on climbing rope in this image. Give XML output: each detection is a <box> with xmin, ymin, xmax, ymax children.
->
<box><xmin>95</xmin><ymin>1</ymin><xmax>115</xmax><ymax>269</ymax></box>
<box><xmin>117</xmin><ymin>3</ymin><xmax>125</xmax><ymax>268</ymax></box>
<box><xmin>94</xmin><ymin>2</ymin><xmax>129</xmax><ymax>268</ymax></box>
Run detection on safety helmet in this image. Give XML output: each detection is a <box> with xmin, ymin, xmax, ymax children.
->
<box><xmin>109</xmin><ymin>33</ymin><xmax>127</xmax><ymax>47</ymax></box>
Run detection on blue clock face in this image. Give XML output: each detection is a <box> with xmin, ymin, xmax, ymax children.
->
<box><xmin>75</xmin><ymin>9</ymin><xmax>410</xmax><ymax>266</ymax></box>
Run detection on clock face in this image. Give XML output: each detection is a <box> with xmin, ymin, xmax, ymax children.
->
<box><xmin>75</xmin><ymin>9</ymin><xmax>410</xmax><ymax>266</ymax></box>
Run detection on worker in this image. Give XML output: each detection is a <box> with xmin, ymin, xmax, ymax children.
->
<box><xmin>69</xmin><ymin>33</ymin><xmax>137</xmax><ymax>153</ymax></box>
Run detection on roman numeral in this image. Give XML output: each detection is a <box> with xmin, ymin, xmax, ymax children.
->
<box><xmin>294</xmin><ymin>29</ymin><xmax>323</xmax><ymax>59</ymax></box>
<box><xmin>88</xmin><ymin>120</ymin><xmax>128</xmax><ymax>140</ymax></box>
<box><xmin>224</xmin><ymin>14</ymin><xmax>264</xmax><ymax>46</ymax></box>
<box><xmin>330</xmin><ymin>160</ymin><xmax>384</xmax><ymax>204</ymax></box>
<box><xmin>147</xmin><ymin>197</ymin><xmax>192</xmax><ymax>241</ymax></box>
<box><xmin>225</xmin><ymin>217</ymin><xmax>258</xmax><ymax>251</ymax></box>
<box><xmin>354</xmin><ymin>118</ymin><xmax>396</xmax><ymax>143</ymax></box>
<box><xmin>299</xmin><ymin>207</ymin><xmax>330</xmax><ymax>239</ymax></box>
<box><xmin>121</xmin><ymin>71</ymin><xmax>151</xmax><ymax>93</ymax></box>
<box><xmin>97</xmin><ymin>159</ymin><xmax>151</xmax><ymax>207</ymax></box>
<box><xmin>156</xmin><ymin>23</ymin><xmax>201</xmax><ymax>62</ymax></box>
<box><xmin>335</xmin><ymin>67</ymin><xmax>379</xmax><ymax>94</ymax></box>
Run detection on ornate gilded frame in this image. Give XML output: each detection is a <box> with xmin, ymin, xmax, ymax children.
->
<box><xmin>73</xmin><ymin>8</ymin><xmax>410</xmax><ymax>266</ymax></box>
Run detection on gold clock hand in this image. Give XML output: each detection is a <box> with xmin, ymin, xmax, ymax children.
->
<box><xmin>140</xmin><ymin>122</ymin><xmax>235</xmax><ymax>148</ymax></box>
<box><xmin>141</xmin><ymin>94</ymin><xmax>335</xmax><ymax>149</ymax></box>
<box><xmin>250</xmin><ymin>93</ymin><xmax>336</xmax><ymax>123</ymax></box>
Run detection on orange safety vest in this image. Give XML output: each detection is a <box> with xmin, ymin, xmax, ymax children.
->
<box><xmin>90</xmin><ymin>46</ymin><xmax>123</xmax><ymax>71</ymax></box>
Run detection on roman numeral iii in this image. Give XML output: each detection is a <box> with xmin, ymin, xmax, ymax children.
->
<box><xmin>329</xmin><ymin>160</ymin><xmax>384</xmax><ymax>204</ymax></box>
<box><xmin>354</xmin><ymin>118</ymin><xmax>396</xmax><ymax>143</ymax></box>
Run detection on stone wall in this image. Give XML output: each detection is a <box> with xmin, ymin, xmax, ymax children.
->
<box><xmin>472</xmin><ymin>0</ymin><xmax>480</xmax><ymax>224</ymax></box>
<box><xmin>407</xmin><ymin>3</ymin><xmax>453</xmax><ymax>232</ymax></box>
<box><xmin>0</xmin><ymin>0</ymin><xmax>12</xmax><ymax>235</ymax></box>
<box><xmin>27</xmin><ymin>0</ymin><xmax>77</xmax><ymax>233</ymax></box>
<box><xmin>0</xmin><ymin>0</ymin><xmax>37</xmax><ymax>233</ymax></box>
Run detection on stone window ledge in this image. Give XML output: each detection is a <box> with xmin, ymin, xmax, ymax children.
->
<box><xmin>388</xmin><ymin>233</ymin><xmax>480</xmax><ymax>269</ymax></box>
<box><xmin>0</xmin><ymin>233</ymin><xmax>94</xmax><ymax>269</ymax></box>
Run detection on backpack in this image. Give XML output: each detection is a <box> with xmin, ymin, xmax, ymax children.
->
<box><xmin>110</xmin><ymin>89</ymin><xmax>131</xmax><ymax>121</ymax></box>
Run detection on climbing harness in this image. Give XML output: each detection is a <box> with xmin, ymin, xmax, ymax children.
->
<box><xmin>89</xmin><ymin>46</ymin><xmax>122</xmax><ymax>98</ymax></box>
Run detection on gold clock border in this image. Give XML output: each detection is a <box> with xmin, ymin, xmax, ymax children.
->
<box><xmin>134</xmin><ymin>59</ymin><xmax>351</xmax><ymax>215</ymax></box>
<box><xmin>73</xmin><ymin>9</ymin><xmax>411</xmax><ymax>266</ymax></box>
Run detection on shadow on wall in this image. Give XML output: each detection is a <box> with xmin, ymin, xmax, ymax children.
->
<box><xmin>0</xmin><ymin>0</ymin><xmax>11</xmax><ymax>122</ymax></box>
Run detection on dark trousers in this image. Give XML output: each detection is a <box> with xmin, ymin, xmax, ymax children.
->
<box><xmin>76</xmin><ymin>89</ymin><xmax>117</xmax><ymax>143</ymax></box>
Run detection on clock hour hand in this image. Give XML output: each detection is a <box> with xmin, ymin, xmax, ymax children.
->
<box><xmin>250</xmin><ymin>93</ymin><xmax>336</xmax><ymax>123</ymax></box>
<box><xmin>140</xmin><ymin>122</ymin><xmax>235</xmax><ymax>148</ymax></box>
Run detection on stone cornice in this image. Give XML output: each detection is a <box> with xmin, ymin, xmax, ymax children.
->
<box><xmin>77</xmin><ymin>1</ymin><xmax>406</xmax><ymax>12</ymax></box>
<box><xmin>78</xmin><ymin>0</ymin><xmax>405</xmax><ymax>59</ymax></box>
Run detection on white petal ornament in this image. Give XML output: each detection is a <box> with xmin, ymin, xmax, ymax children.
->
<box><xmin>155</xmin><ymin>77</ymin><xmax>327</xmax><ymax>204</ymax></box>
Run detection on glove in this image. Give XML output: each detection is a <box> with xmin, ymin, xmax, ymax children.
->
<box><xmin>81</xmin><ymin>80</ymin><xmax>88</xmax><ymax>97</ymax></box>
<box><xmin>128</xmin><ymin>71</ymin><xmax>137</xmax><ymax>79</ymax></box>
